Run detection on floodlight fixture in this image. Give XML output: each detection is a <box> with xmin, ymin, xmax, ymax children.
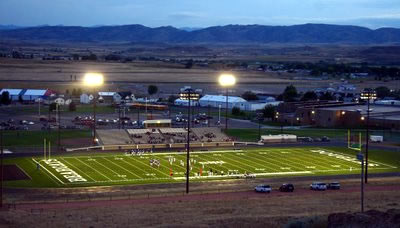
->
<box><xmin>83</xmin><ymin>73</ymin><xmax>104</xmax><ymax>87</ymax></box>
<box><xmin>218</xmin><ymin>74</ymin><xmax>236</xmax><ymax>87</ymax></box>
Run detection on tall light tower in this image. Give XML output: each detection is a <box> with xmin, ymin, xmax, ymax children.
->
<box><xmin>179</xmin><ymin>88</ymin><xmax>199</xmax><ymax>194</ymax></box>
<box><xmin>218</xmin><ymin>74</ymin><xmax>236</xmax><ymax>132</ymax></box>
<box><xmin>360</xmin><ymin>89</ymin><xmax>377</xmax><ymax>184</ymax></box>
<box><xmin>83</xmin><ymin>73</ymin><xmax>104</xmax><ymax>145</ymax></box>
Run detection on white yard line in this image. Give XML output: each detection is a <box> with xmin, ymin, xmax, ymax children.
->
<box><xmin>281</xmin><ymin>149</ymin><xmax>342</xmax><ymax>170</ymax></box>
<box><xmin>92</xmin><ymin>159</ymin><xmax>128</xmax><ymax>180</ymax></box>
<box><xmin>323</xmin><ymin>148</ymin><xmax>398</xmax><ymax>169</ymax></box>
<box><xmin>60</xmin><ymin>158</ymin><xmax>96</xmax><ymax>182</ymax></box>
<box><xmin>32</xmin><ymin>158</ymin><xmax>64</xmax><ymax>185</ymax></box>
<box><xmin>126</xmin><ymin>156</ymin><xmax>172</xmax><ymax>178</ymax></box>
<box><xmin>73</xmin><ymin>157</ymin><xmax>113</xmax><ymax>181</ymax></box>
<box><xmin>102</xmin><ymin>157</ymin><xmax>142</xmax><ymax>179</ymax></box>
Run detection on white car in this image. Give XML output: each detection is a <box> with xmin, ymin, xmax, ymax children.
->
<box><xmin>310</xmin><ymin>182</ymin><xmax>327</xmax><ymax>191</ymax></box>
<box><xmin>254</xmin><ymin>184</ymin><xmax>272</xmax><ymax>193</ymax></box>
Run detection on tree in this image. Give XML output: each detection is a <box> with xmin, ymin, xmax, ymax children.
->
<box><xmin>49</xmin><ymin>102</ymin><xmax>57</xmax><ymax>112</ymax></box>
<box><xmin>168</xmin><ymin>95</ymin><xmax>179</xmax><ymax>104</ymax></box>
<box><xmin>0</xmin><ymin>91</ymin><xmax>11</xmax><ymax>105</ymax></box>
<box><xmin>66</xmin><ymin>89</ymin><xmax>70</xmax><ymax>95</ymax></box>
<box><xmin>282</xmin><ymin>85</ymin><xmax>298</xmax><ymax>102</ymax></box>
<box><xmin>18</xmin><ymin>95</ymin><xmax>23</xmax><ymax>103</ymax></box>
<box><xmin>148</xmin><ymin>85</ymin><xmax>158</xmax><ymax>96</ymax></box>
<box><xmin>375</xmin><ymin>86</ymin><xmax>391</xmax><ymax>99</ymax></box>
<box><xmin>185</xmin><ymin>59</ymin><xmax>194</xmax><ymax>69</ymax></box>
<box><xmin>68</xmin><ymin>102</ymin><xmax>77</xmax><ymax>112</ymax></box>
<box><xmin>231</xmin><ymin>107</ymin><xmax>241</xmax><ymax>116</ymax></box>
<box><xmin>320</xmin><ymin>92</ymin><xmax>334</xmax><ymax>101</ymax></box>
<box><xmin>77</xmin><ymin>88</ymin><xmax>82</xmax><ymax>96</ymax></box>
<box><xmin>241</xmin><ymin>91</ymin><xmax>258</xmax><ymax>101</ymax></box>
<box><xmin>262</xmin><ymin>105</ymin><xmax>276</xmax><ymax>119</ymax></box>
<box><xmin>72</xmin><ymin>88</ymin><xmax>77</xmax><ymax>97</ymax></box>
<box><xmin>301</xmin><ymin>91</ymin><xmax>318</xmax><ymax>101</ymax></box>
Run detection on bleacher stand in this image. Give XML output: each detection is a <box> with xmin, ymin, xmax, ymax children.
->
<box><xmin>192</xmin><ymin>128</ymin><xmax>231</xmax><ymax>142</ymax></box>
<box><xmin>97</xmin><ymin>129</ymin><xmax>132</xmax><ymax>145</ymax></box>
<box><xmin>96</xmin><ymin>127</ymin><xmax>231</xmax><ymax>146</ymax></box>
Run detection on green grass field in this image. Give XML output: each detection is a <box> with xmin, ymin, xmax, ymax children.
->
<box><xmin>4</xmin><ymin>147</ymin><xmax>399</xmax><ymax>188</ymax></box>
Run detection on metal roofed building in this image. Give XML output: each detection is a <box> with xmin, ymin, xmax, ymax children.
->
<box><xmin>199</xmin><ymin>95</ymin><xmax>247</xmax><ymax>110</ymax></box>
<box><xmin>22</xmin><ymin>89</ymin><xmax>52</xmax><ymax>101</ymax></box>
<box><xmin>0</xmin><ymin>89</ymin><xmax>23</xmax><ymax>101</ymax></box>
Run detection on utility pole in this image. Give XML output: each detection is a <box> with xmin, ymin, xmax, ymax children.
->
<box><xmin>207</xmin><ymin>105</ymin><xmax>210</xmax><ymax>127</ymax></box>
<box><xmin>0</xmin><ymin>127</ymin><xmax>3</xmax><ymax>208</ymax></box>
<box><xmin>57</xmin><ymin>104</ymin><xmax>61</xmax><ymax>151</ymax></box>
<box><xmin>186</xmin><ymin>92</ymin><xmax>191</xmax><ymax>194</ymax></box>
<box><xmin>357</xmin><ymin>153</ymin><xmax>365</xmax><ymax>213</ymax></box>
<box><xmin>365</xmin><ymin>92</ymin><xmax>370</xmax><ymax>184</ymax></box>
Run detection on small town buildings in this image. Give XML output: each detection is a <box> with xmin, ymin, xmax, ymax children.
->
<box><xmin>199</xmin><ymin>95</ymin><xmax>247</xmax><ymax>110</ymax></box>
<box><xmin>98</xmin><ymin>92</ymin><xmax>115</xmax><ymax>103</ymax></box>
<box><xmin>0</xmin><ymin>88</ymin><xmax>55</xmax><ymax>102</ymax></box>
<box><xmin>113</xmin><ymin>92</ymin><xmax>133</xmax><ymax>104</ymax></box>
<box><xmin>174</xmin><ymin>99</ymin><xmax>199</xmax><ymax>106</ymax></box>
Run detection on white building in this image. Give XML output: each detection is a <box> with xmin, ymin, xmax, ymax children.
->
<box><xmin>244</xmin><ymin>101</ymin><xmax>281</xmax><ymax>111</ymax></box>
<box><xmin>80</xmin><ymin>93</ymin><xmax>92</xmax><ymax>104</ymax></box>
<box><xmin>113</xmin><ymin>92</ymin><xmax>133</xmax><ymax>104</ymax></box>
<box><xmin>54</xmin><ymin>97</ymin><xmax>65</xmax><ymax>105</ymax></box>
<box><xmin>174</xmin><ymin>99</ymin><xmax>199</xmax><ymax>106</ymax></box>
<box><xmin>98</xmin><ymin>92</ymin><xmax>116</xmax><ymax>103</ymax></box>
<box><xmin>199</xmin><ymin>95</ymin><xmax>247</xmax><ymax>109</ymax></box>
<box><xmin>261</xmin><ymin>134</ymin><xmax>297</xmax><ymax>143</ymax></box>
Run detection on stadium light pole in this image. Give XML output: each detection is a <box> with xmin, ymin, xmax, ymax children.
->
<box><xmin>83</xmin><ymin>73</ymin><xmax>104</xmax><ymax>145</ymax></box>
<box><xmin>180</xmin><ymin>88</ymin><xmax>199</xmax><ymax>194</ymax></box>
<box><xmin>218</xmin><ymin>74</ymin><xmax>236</xmax><ymax>132</ymax></box>
<box><xmin>360</xmin><ymin>89</ymin><xmax>376</xmax><ymax>184</ymax></box>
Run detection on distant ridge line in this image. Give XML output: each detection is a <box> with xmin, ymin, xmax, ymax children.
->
<box><xmin>1</xmin><ymin>23</ymin><xmax>400</xmax><ymax>44</ymax></box>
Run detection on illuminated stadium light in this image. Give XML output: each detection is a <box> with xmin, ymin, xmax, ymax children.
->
<box><xmin>341</xmin><ymin>111</ymin><xmax>346</xmax><ymax>115</ymax></box>
<box><xmin>83</xmin><ymin>73</ymin><xmax>104</xmax><ymax>87</ymax></box>
<box><xmin>361</xmin><ymin>116</ymin><xmax>365</xmax><ymax>121</ymax></box>
<box><xmin>311</xmin><ymin>110</ymin><xmax>315</xmax><ymax>114</ymax></box>
<box><xmin>218</xmin><ymin>74</ymin><xmax>236</xmax><ymax>87</ymax></box>
<box><xmin>83</xmin><ymin>72</ymin><xmax>104</xmax><ymax>146</ymax></box>
<box><xmin>218</xmin><ymin>74</ymin><xmax>236</xmax><ymax>132</ymax></box>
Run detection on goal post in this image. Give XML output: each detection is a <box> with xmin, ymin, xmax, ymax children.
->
<box><xmin>348</xmin><ymin>130</ymin><xmax>362</xmax><ymax>151</ymax></box>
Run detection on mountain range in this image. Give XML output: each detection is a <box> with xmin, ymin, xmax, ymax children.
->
<box><xmin>1</xmin><ymin>23</ymin><xmax>400</xmax><ymax>44</ymax></box>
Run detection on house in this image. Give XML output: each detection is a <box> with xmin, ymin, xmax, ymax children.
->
<box><xmin>80</xmin><ymin>93</ymin><xmax>91</xmax><ymax>104</ymax></box>
<box><xmin>113</xmin><ymin>92</ymin><xmax>133</xmax><ymax>104</ymax></box>
<box><xmin>54</xmin><ymin>97</ymin><xmax>65</xmax><ymax>105</ymax></box>
<box><xmin>98</xmin><ymin>92</ymin><xmax>115</xmax><ymax>103</ymax></box>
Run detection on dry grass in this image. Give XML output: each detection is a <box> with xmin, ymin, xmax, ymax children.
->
<box><xmin>1</xmin><ymin>177</ymin><xmax>399</xmax><ymax>227</ymax></box>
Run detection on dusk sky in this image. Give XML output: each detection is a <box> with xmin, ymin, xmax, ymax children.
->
<box><xmin>1</xmin><ymin>0</ymin><xmax>400</xmax><ymax>29</ymax></box>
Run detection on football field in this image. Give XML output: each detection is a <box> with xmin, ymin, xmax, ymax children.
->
<box><xmin>5</xmin><ymin>147</ymin><xmax>398</xmax><ymax>188</ymax></box>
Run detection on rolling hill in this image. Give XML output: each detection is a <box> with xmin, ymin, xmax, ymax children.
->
<box><xmin>1</xmin><ymin>23</ymin><xmax>400</xmax><ymax>44</ymax></box>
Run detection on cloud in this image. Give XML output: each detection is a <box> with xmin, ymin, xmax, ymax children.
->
<box><xmin>168</xmin><ymin>12</ymin><xmax>204</xmax><ymax>20</ymax></box>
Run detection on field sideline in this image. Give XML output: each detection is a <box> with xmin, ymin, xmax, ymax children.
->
<box><xmin>4</xmin><ymin>147</ymin><xmax>399</xmax><ymax>188</ymax></box>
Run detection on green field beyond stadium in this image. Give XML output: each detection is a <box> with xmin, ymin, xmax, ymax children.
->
<box><xmin>4</xmin><ymin>147</ymin><xmax>399</xmax><ymax>188</ymax></box>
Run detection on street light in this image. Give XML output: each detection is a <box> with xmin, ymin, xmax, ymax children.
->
<box><xmin>218</xmin><ymin>74</ymin><xmax>236</xmax><ymax>132</ymax></box>
<box><xmin>360</xmin><ymin>89</ymin><xmax>377</xmax><ymax>184</ymax></box>
<box><xmin>179</xmin><ymin>88</ymin><xmax>199</xmax><ymax>194</ymax></box>
<box><xmin>83</xmin><ymin>73</ymin><xmax>104</xmax><ymax>145</ymax></box>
